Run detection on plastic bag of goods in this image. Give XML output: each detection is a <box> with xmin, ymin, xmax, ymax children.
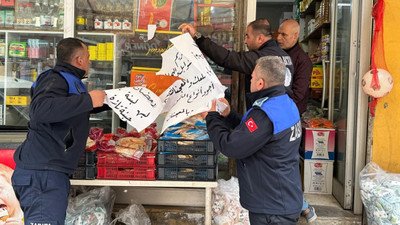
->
<box><xmin>212</xmin><ymin>177</ymin><xmax>250</xmax><ymax>225</ymax></box>
<box><xmin>360</xmin><ymin>162</ymin><xmax>400</xmax><ymax>225</ymax></box>
<box><xmin>65</xmin><ymin>186</ymin><xmax>116</xmax><ymax>225</ymax></box>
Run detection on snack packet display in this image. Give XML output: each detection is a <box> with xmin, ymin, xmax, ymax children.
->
<box><xmin>360</xmin><ymin>162</ymin><xmax>400</xmax><ymax>225</ymax></box>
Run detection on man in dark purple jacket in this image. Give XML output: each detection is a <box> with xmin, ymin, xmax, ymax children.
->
<box><xmin>277</xmin><ymin>19</ymin><xmax>313</xmax><ymax>115</ymax></box>
<box><xmin>277</xmin><ymin>19</ymin><xmax>317</xmax><ymax>223</ymax></box>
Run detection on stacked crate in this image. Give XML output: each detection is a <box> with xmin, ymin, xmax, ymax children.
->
<box><xmin>157</xmin><ymin>139</ymin><xmax>218</xmax><ymax>181</ymax></box>
<box><xmin>70</xmin><ymin>151</ymin><xmax>97</xmax><ymax>179</ymax></box>
<box><xmin>96</xmin><ymin>151</ymin><xmax>156</xmax><ymax>180</ymax></box>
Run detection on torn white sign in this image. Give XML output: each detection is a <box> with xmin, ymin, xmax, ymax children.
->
<box><xmin>104</xmin><ymin>86</ymin><xmax>163</xmax><ymax>132</ymax></box>
<box><xmin>158</xmin><ymin>33</ymin><xmax>226</xmax><ymax>133</ymax></box>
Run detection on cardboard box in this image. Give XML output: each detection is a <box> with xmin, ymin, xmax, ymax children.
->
<box><xmin>304</xmin><ymin>159</ymin><xmax>333</xmax><ymax>194</ymax></box>
<box><xmin>130</xmin><ymin>67</ymin><xmax>180</xmax><ymax>96</ymax></box>
<box><xmin>303</xmin><ymin>127</ymin><xmax>335</xmax><ymax>160</ymax></box>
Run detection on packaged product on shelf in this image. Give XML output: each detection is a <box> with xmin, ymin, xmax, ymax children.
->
<box><xmin>9</xmin><ymin>42</ymin><xmax>27</xmax><ymax>58</ymax></box>
<box><xmin>0</xmin><ymin>11</ymin><xmax>5</xmax><ymax>28</ymax></box>
<box><xmin>1</xmin><ymin>0</ymin><xmax>15</xmax><ymax>6</ymax></box>
<box><xmin>4</xmin><ymin>10</ymin><xmax>14</xmax><ymax>28</ymax></box>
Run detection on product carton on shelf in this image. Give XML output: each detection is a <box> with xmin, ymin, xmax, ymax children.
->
<box><xmin>303</xmin><ymin>159</ymin><xmax>333</xmax><ymax>194</ymax></box>
<box><xmin>303</xmin><ymin>126</ymin><xmax>335</xmax><ymax>160</ymax></box>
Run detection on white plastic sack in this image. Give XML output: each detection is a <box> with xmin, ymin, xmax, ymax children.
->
<box><xmin>65</xmin><ymin>186</ymin><xmax>116</xmax><ymax>225</ymax></box>
<box><xmin>212</xmin><ymin>177</ymin><xmax>249</xmax><ymax>225</ymax></box>
<box><xmin>360</xmin><ymin>162</ymin><xmax>400</xmax><ymax>225</ymax></box>
<box><xmin>110</xmin><ymin>203</ymin><xmax>151</xmax><ymax>225</ymax></box>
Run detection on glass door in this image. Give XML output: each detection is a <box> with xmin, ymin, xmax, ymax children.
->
<box><xmin>330</xmin><ymin>0</ymin><xmax>367</xmax><ymax>210</ymax></box>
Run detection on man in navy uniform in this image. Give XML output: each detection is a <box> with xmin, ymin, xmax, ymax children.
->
<box><xmin>202</xmin><ymin>56</ymin><xmax>303</xmax><ymax>225</ymax></box>
<box><xmin>12</xmin><ymin>38</ymin><xmax>106</xmax><ymax>225</ymax></box>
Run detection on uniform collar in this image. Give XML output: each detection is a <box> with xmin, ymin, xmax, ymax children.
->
<box><xmin>259</xmin><ymin>39</ymin><xmax>279</xmax><ymax>50</ymax></box>
<box><xmin>246</xmin><ymin>85</ymin><xmax>286</xmax><ymax>109</ymax></box>
<box><xmin>54</xmin><ymin>61</ymin><xmax>86</xmax><ymax>79</ymax></box>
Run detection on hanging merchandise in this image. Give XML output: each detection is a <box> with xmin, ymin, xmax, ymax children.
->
<box><xmin>364</xmin><ymin>0</ymin><xmax>393</xmax><ymax>116</ymax></box>
<box><xmin>361</xmin><ymin>69</ymin><xmax>393</xmax><ymax>98</ymax></box>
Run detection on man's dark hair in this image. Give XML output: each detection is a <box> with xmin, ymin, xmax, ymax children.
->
<box><xmin>57</xmin><ymin>38</ymin><xmax>84</xmax><ymax>63</ymax></box>
<box><xmin>249</xmin><ymin>19</ymin><xmax>272</xmax><ymax>37</ymax></box>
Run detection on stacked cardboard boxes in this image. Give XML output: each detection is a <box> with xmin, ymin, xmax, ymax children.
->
<box><xmin>302</xmin><ymin>126</ymin><xmax>335</xmax><ymax>194</ymax></box>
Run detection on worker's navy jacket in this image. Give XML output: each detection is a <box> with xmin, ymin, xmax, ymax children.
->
<box><xmin>206</xmin><ymin>85</ymin><xmax>303</xmax><ymax>215</ymax></box>
<box><xmin>14</xmin><ymin>62</ymin><xmax>94</xmax><ymax>174</ymax></box>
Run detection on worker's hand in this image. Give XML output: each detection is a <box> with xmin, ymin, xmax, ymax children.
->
<box><xmin>200</xmin><ymin>99</ymin><xmax>216</xmax><ymax>119</ymax></box>
<box><xmin>218</xmin><ymin>98</ymin><xmax>231</xmax><ymax>117</ymax></box>
<box><xmin>89</xmin><ymin>90</ymin><xmax>106</xmax><ymax>108</ymax></box>
<box><xmin>178</xmin><ymin>23</ymin><xmax>197</xmax><ymax>38</ymax></box>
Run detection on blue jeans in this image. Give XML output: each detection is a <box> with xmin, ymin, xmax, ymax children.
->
<box><xmin>12</xmin><ymin>167</ymin><xmax>70</xmax><ymax>225</ymax></box>
<box><xmin>249</xmin><ymin>211</ymin><xmax>299</xmax><ymax>225</ymax></box>
<box><xmin>302</xmin><ymin>198</ymin><xmax>309</xmax><ymax>211</ymax></box>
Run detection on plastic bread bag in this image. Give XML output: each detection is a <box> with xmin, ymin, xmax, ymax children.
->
<box><xmin>114</xmin><ymin>137</ymin><xmax>146</xmax><ymax>159</ymax></box>
<box><xmin>65</xmin><ymin>186</ymin><xmax>116</xmax><ymax>225</ymax></box>
<box><xmin>212</xmin><ymin>177</ymin><xmax>249</xmax><ymax>225</ymax></box>
<box><xmin>359</xmin><ymin>162</ymin><xmax>400</xmax><ymax>225</ymax></box>
<box><xmin>110</xmin><ymin>202</ymin><xmax>151</xmax><ymax>225</ymax></box>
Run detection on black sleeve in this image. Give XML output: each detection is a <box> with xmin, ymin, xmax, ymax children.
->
<box><xmin>196</xmin><ymin>37</ymin><xmax>258</xmax><ymax>75</ymax></box>
<box><xmin>91</xmin><ymin>104</ymin><xmax>111</xmax><ymax>113</ymax></box>
<box><xmin>205</xmin><ymin>109</ymin><xmax>273</xmax><ymax>159</ymax></box>
<box><xmin>223</xmin><ymin>109</ymin><xmax>242</xmax><ymax>129</ymax></box>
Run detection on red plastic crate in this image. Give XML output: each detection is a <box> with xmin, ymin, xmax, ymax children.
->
<box><xmin>96</xmin><ymin>151</ymin><xmax>156</xmax><ymax>167</ymax></box>
<box><xmin>97</xmin><ymin>166</ymin><xmax>156</xmax><ymax>180</ymax></box>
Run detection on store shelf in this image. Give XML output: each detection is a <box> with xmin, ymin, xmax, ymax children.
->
<box><xmin>0</xmin><ymin>30</ymin><xmax>63</xmax><ymax>35</ymax></box>
<box><xmin>70</xmin><ymin>179</ymin><xmax>217</xmax><ymax>225</ymax></box>
<box><xmin>300</xmin><ymin>0</ymin><xmax>322</xmax><ymax>18</ymax></box>
<box><xmin>301</xmin><ymin>22</ymin><xmax>330</xmax><ymax>43</ymax></box>
<box><xmin>70</xmin><ymin>179</ymin><xmax>217</xmax><ymax>188</ymax></box>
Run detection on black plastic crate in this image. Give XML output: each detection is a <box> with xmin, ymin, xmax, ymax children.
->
<box><xmin>157</xmin><ymin>139</ymin><xmax>215</xmax><ymax>154</ymax></box>
<box><xmin>70</xmin><ymin>166</ymin><xmax>97</xmax><ymax>179</ymax></box>
<box><xmin>157</xmin><ymin>152</ymin><xmax>217</xmax><ymax>167</ymax></box>
<box><xmin>157</xmin><ymin>166</ymin><xmax>217</xmax><ymax>181</ymax></box>
<box><xmin>77</xmin><ymin>151</ymin><xmax>97</xmax><ymax>166</ymax></box>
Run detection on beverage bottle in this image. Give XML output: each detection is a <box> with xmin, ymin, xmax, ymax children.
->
<box><xmin>16</xmin><ymin>3</ymin><xmax>25</xmax><ymax>28</ymax></box>
<box><xmin>103</xmin><ymin>1</ymin><xmax>113</xmax><ymax>30</ymax></box>
<box><xmin>76</xmin><ymin>0</ymin><xmax>86</xmax><ymax>30</ymax></box>
<box><xmin>121</xmin><ymin>0</ymin><xmax>132</xmax><ymax>31</ymax></box>
<box><xmin>112</xmin><ymin>0</ymin><xmax>122</xmax><ymax>30</ymax></box>
<box><xmin>86</xmin><ymin>0</ymin><xmax>94</xmax><ymax>31</ymax></box>
<box><xmin>33</xmin><ymin>0</ymin><xmax>41</xmax><ymax>28</ymax></box>
<box><xmin>93</xmin><ymin>0</ymin><xmax>103</xmax><ymax>30</ymax></box>
<box><xmin>24</xmin><ymin>3</ymin><xmax>34</xmax><ymax>29</ymax></box>
<box><xmin>49</xmin><ymin>0</ymin><xmax>59</xmax><ymax>29</ymax></box>
<box><xmin>40</xmin><ymin>0</ymin><xmax>51</xmax><ymax>28</ymax></box>
<box><xmin>58</xmin><ymin>0</ymin><xmax>64</xmax><ymax>29</ymax></box>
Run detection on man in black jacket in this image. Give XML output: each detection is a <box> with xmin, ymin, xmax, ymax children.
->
<box><xmin>277</xmin><ymin>19</ymin><xmax>313</xmax><ymax>115</ymax></box>
<box><xmin>12</xmin><ymin>38</ymin><xmax>106</xmax><ymax>225</ymax></box>
<box><xmin>202</xmin><ymin>56</ymin><xmax>303</xmax><ymax>225</ymax></box>
<box><xmin>179</xmin><ymin>19</ymin><xmax>294</xmax><ymax>95</ymax></box>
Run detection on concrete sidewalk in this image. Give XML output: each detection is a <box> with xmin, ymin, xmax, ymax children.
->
<box><xmin>298</xmin><ymin>194</ymin><xmax>363</xmax><ymax>225</ymax></box>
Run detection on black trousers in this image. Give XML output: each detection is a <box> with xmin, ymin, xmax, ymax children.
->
<box><xmin>249</xmin><ymin>211</ymin><xmax>300</xmax><ymax>225</ymax></box>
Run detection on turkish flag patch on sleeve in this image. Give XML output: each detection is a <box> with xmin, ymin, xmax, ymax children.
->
<box><xmin>245</xmin><ymin>118</ymin><xmax>258</xmax><ymax>133</ymax></box>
